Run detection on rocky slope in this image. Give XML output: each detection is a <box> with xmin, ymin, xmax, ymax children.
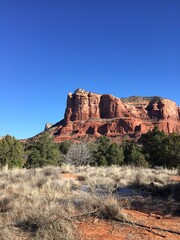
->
<box><xmin>45</xmin><ymin>89</ymin><xmax>180</xmax><ymax>142</ymax></box>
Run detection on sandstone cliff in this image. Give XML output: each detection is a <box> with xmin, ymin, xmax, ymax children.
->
<box><xmin>46</xmin><ymin>89</ymin><xmax>180</xmax><ymax>142</ymax></box>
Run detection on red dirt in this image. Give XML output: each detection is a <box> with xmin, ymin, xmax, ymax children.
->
<box><xmin>76</xmin><ymin>210</ymin><xmax>180</xmax><ymax>240</ymax></box>
<box><xmin>169</xmin><ymin>175</ymin><xmax>180</xmax><ymax>182</ymax></box>
<box><xmin>60</xmin><ymin>172</ymin><xmax>78</xmax><ymax>180</ymax></box>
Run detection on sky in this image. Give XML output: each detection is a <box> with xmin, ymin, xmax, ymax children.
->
<box><xmin>0</xmin><ymin>0</ymin><xmax>180</xmax><ymax>139</ymax></box>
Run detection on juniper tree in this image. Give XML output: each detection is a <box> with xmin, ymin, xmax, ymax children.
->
<box><xmin>0</xmin><ymin>135</ymin><xmax>25</xmax><ymax>169</ymax></box>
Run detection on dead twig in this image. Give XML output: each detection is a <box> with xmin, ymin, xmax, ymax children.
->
<box><xmin>49</xmin><ymin>208</ymin><xmax>99</xmax><ymax>225</ymax></box>
<box><xmin>70</xmin><ymin>209</ymin><xmax>99</xmax><ymax>219</ymax></box>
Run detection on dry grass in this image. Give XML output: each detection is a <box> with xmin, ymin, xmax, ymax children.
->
<box><xmin>0</xmin><ymin>167</ymin><xmax>76</xmax><ymax>239</ymax></box>
<box><xmin>0</xmin><ymin>165</ymin><xmax>178</xmax><ymax>239</ymax></box>
<box><xmin>73</xmin><ymin>165</ymin><xmax>176</xmax><ymax>189</ymax></box>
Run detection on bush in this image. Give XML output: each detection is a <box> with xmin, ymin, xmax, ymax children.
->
<box><xmin>65</xmin><ymin>142</ymin><xmax>92</xmax><ymax>166</ymax></box>
<box><xmin>25</xmin><ymin>132</ymin><xmax>60</xmax><ymax>168</ymax></box>
<box><xmin>107</xmin><ymin>143</ymin><xmax>124</xmax><ymax>165</ymax></box>
<box><xmin>15</xmin><ymin>211</ymin><xmax>74</xmax><ymax>240</ymax></box>
<box><xmin>59</xmin><ymin>141</ymin><xmax>71</xmax><ymax>155</ymax></box>
<box><xmin>92</xmin><ymin>136</ymin><xmax>111</xmax><ymax>166</ymax></box>
<box><xmin>92</xmin><ymin>136</ymin><xmax>125</xmax><ymax>166</ymax></box>
<box><xmin>139</xmin><ymin>127</ymin><xmax>180</xmax><ymax>168</ymax></box>
<box><xmin>124</xmin><ymin>142</ymin><xmax>148</xmax><ymax>167</ymax></box>
<box><xmin>0</xmin><ymin>135</ymin><xmax>25</xmax><ymax>169</ymax></box>
<box><xmin>99</xmin><ymin>197</ymin><xmax>127</xmax><ymax>221</ymax></box>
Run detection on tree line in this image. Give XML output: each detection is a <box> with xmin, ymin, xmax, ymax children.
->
<box><xmin>0</xmin><ymin>127</ymin><xmax>180</xmax><ymax>169</ymax></box>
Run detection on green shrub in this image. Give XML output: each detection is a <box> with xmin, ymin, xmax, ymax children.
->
<box><xmin>107</xmin><ymin>143</ymin><xmax>124</xmax><ymax>165</ymax></box>
<box><xmin>0</xmin><ymin>135</ymin><xmax>25</xmax><ymax>169</ymax></box>
<box><xmin>59</xmin><ymin>141</ymin><xmax>71</xmax><ymax>155</ymax></box>
<box><xmin>139</xmin><ymin>127</ymin><xmax>180</xmax><ymax>168</ymax></box>
<box><xmin>25</xmin><ymin>132</ymin><xmax>60</xmax><ymax>168</ymax></box>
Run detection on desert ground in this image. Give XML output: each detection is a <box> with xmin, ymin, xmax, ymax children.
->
<box><xmin>0</xmin><ymin>165</ymin><xmax>179</xmax><ymax>239</ymax></box>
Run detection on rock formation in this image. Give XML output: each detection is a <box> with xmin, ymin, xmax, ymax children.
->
<box><xmin>44</xmin><ymin>123</ymin><xmax>53</xmax><ymax>130</ymax></box>
<box><xmin>45</xmin><ymin>89</ymin><xmax>180</xmax><ymax>142</ymax></box>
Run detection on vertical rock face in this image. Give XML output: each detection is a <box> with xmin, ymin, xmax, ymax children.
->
<box><xmin>64</xmin><ymin>89</ymin><xmax>126</xmax><ymax>122</ymax></box>
<box><xmin>65</xmin><ymin>89</ymin><xmax>101</xmax><ymax>122</ymax></box>
<box><xmin>50</xmin><ymin>89</ymin><xmax>180</xmax><ymax>142</ymax></box>
<box><xmin>99</xmin><ymin>95</ymin><xmax>126</xmax><ymax>118</ymax></box>
<box><xmin>88</xmin><ymin>92</ymin><xmax>101</xmax><ymax>119</ymax></box>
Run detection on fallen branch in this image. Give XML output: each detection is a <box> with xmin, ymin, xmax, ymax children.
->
<box><xmin>116</xmin><ymin>219</ymin><xmax>180</xmax><ymax>236</ymax></box>
<box><xmin>49</xmin><ymin>208</ymin><xmax>99</xmax><ymax>224</ymax></box>
<box><xmin>70</xmin><ymin>209</ymin><xmax>99</xmax><ymax>219</ymax></box>
<box><xmin>144</xmin><ymin>227</ymin><xmax>166</xmax><ymax>238</ymax></box>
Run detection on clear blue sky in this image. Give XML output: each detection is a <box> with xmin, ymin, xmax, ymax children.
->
<box><xmin>0</xmin><ymin>0</ymin><xmax>180</xmax><ymax>139</ymax></box>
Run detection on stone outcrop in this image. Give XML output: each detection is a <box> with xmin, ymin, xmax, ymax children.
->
<box><xmin>46</xmin><ymin>89</ymin><xmax>180</xmax><ymax>142</ymax></box>
<box><xmin>44</xmin><ymin>123</ymin><xmax>53</xmax><ymax>130</ymax></box>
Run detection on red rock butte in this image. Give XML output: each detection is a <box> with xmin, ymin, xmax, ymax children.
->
<box><xmin>43</xmin><ymin>89</ymin><xmax>180</xmax><ymax>142</ymax></box>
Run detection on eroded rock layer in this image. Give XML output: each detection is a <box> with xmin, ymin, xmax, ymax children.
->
<box><xmin>48</xmin><ymin>89</ymin><xmax>180</xmax><ymax>142</ymax></box>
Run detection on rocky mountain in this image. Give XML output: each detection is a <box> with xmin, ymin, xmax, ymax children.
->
<box><xmin>43</xmin><ymin>89</ymin><xmax>180</xmax><ymax>142</ymax></box>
